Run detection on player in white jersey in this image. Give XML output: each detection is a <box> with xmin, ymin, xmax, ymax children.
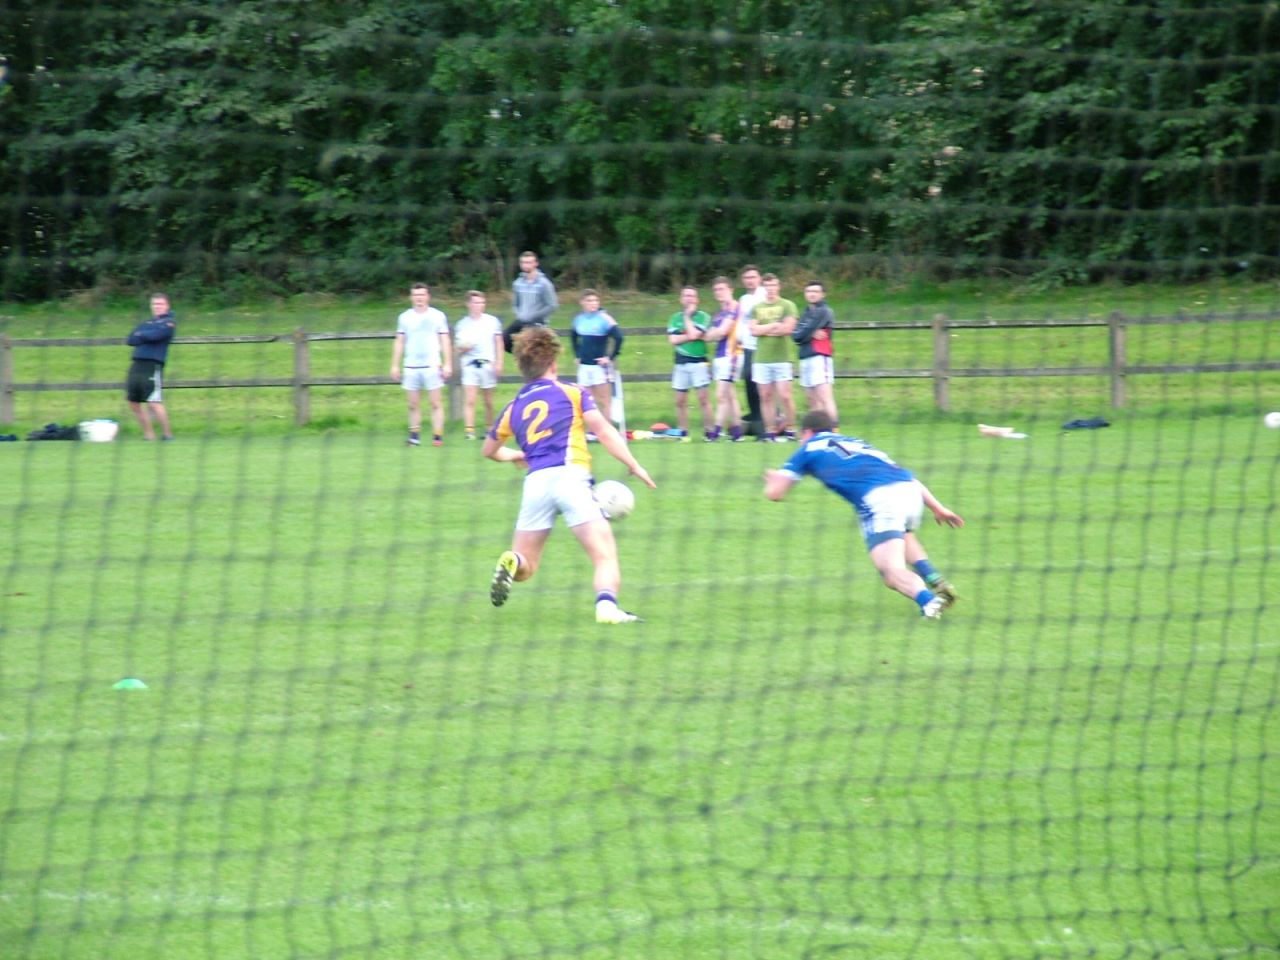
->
<box><xmin>454</xmin><ymin>290</ymin><xmax>505</xmax><ymax>439</ymax></box>
<box><xmin>390</xmin><ymin>282</ymin><xmax>453</xmax><ymax>446</ymax></box>
<box><xmin>763</xmin><ymin>410</ymin><xmax>964</xmax><ymax>618</ymax></box>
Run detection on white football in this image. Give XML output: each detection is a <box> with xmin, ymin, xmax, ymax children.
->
<box><xmin>595</xmin><ymin>479</ymin><xmax>635</xmax><ymax>520</ymax></box>
<box><xmin>1265</xmin><ymin>411</ymin><xmax>1280</xmax><ymax>430</ymax></box>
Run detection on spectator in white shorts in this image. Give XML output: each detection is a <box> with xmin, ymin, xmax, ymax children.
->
<box><xmin>454</xmin><ymin>291</ymin><xmax>505</xmax><ymax>440</ymax></box>
<box><xmin>702</xmin><ymin>275</ymin><xmax>743</xmax><ymax>441</ymax></box>
<box><xmin>391</xmin><ymin>282</ymin><xmax>453</xmax><ymax>446</ymax></box>
<box><xmin>792</xmin><ymin>280</ymin><xmax>839</xmax><ymax>426</ymax></box>
<box><xmin>746</xmin><ymin>274</ymin><xmax>799</xmax><ymax>441</ymax></box>
<box><xmin>571</xmin><ymin>289</ymin><xmax>624</xmax><ymax>427</ymax></box>
<box><xmin>666</xmin><ymin>285</ymin><xmax>715</xmax><ymax>441</ymax></box>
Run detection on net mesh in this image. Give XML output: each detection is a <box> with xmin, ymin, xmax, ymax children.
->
<box><xmin>2</xmin><ymin>3</ymin><xmax>1278</xmax><ymax>959</ymax></box>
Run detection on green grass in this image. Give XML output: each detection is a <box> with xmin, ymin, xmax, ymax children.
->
<box><xmin>2</xmin><ymin>414</ymin><xmax>1278</xmax><ymax>959</ymax></box>
<box><xmin>2</xmin><ymin>277</ymin><xmax>1278</xmax><ymax>433</ymax></box>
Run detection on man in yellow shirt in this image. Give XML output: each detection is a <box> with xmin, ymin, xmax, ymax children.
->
<box><xmin>746</xmin><ymin>274</ymin><xmax>799</xmax><ymax>441</ymax></box>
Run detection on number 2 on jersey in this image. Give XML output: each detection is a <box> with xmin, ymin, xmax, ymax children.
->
<box><xmin>523</xmin><ymin>400</ymin><xmax>553</xmax><ymax>445</ymax></box>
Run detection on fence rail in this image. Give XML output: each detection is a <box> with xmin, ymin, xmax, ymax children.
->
<box><xmin>3</xmin><ymin>311</ymin><xmax>1278</xmax><ymax>425</ymax></box>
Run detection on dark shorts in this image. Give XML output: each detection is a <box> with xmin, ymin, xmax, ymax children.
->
<box><xmin>126</xmin><ymin>359</ymin><xmax>163</xmax><ymax>403</ymax></box>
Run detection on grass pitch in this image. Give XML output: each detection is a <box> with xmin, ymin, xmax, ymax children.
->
<box><xmin>2</xmin><ymin>413</ymin><xmax>1277</xmax><ymax>959</ymax></box>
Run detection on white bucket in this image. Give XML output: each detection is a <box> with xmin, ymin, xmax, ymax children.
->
<box><xmin>78</xmin><ymin>419</ymin><xmax>119</xmax><ymax>442</ymax></box>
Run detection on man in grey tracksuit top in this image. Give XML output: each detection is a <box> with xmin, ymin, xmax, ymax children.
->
<box><xmin>504</xmin><ymin>250</ymin><xmax>559</xmax><ymax>353</ymax></box>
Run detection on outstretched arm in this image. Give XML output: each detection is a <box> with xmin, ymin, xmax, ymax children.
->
<box><xmin>584</xmin><ymin>409</ymin><xmax>655</xmax><ymax>489</ymax></box>
<box><xmin>763</xmin><ymin>468</ymin><xmax>798</xmax><ymax>501</ymax></box>
<box><xmin>917</xmin><ymin>480</ymin><xmax>964</xmax><ymax>527</ymax></box>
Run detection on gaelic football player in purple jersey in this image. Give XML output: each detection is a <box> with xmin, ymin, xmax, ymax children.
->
<box><xmin>483</xmin><ymin>327</ymin><xmax>655</xmax><ymax>624</ymax></box>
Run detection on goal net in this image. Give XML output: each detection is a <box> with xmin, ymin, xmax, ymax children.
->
<box><xmin>2</xmin><ymin>3</ymin><xmax>1277</xmax><ymax>959</ymax></box>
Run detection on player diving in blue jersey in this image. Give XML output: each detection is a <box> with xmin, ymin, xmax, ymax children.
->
<box><xmin>763</xmin><ymin>410</ymin><xmax>964</xmax><ymax>618</ymax></box>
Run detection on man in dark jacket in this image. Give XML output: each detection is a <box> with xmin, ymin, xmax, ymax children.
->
<box><xmin>125</xmin><ymin>293</ymin><xmax>177</xmax><ymax>440</ymax></box>
<box><xmin>792</xmin><ymin>280</ymin><xmax>839</xmax><ymax>425</ymax></box>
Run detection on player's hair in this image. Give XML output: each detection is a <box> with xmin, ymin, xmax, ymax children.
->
<box><xmin>466</xmin><ymin>290</ymin><xmax>485</xmax><ymax>300</ymax></box>
<box><xmin>149</xmin><ymin>292</ymin><xmax>169</xmax><ymax>302</ymax></box>
<box><xmin>711</xmin><ymin>275</ymin><xmax>733</xmax><ymax>287</ymax></box>
<box><xmin>804</xmin><ymin>280</ymin><xmax>825</xmax><ymax>290</ymax></box>
<box><xmin>410</xmin><ymin>282</ymin><xmax>429</xmax><ymax>293</ymax></box>
<box><xmin>680</xmin><ymin>284</ymin><xmax>698</xmax><ymax>295</ymax></box>
<box><xmin>514</xmin><ymin>326</ymin><xmax>560</xmax><ymax>379</ymax></box>
<box><xmin>580</xmin><ymin>288</ymin><xmax>600</xmax><ymax>299</ymax></box>
<box><xmin>802</xmin><ymin>410</ymin><xmax>837</xmax><ymax>433</ymax></box>
<box><xmin>740</xmin><ymin>264</ymin><xmax>761</xmax><ymax>276</ymax></box>
<box><xmin>761</xmin><ymin>272</ymin><xmax>780</xmax><ymax>283</ymax></box>
<box><xmin>519</xmin><ymin>250</ymin><xmax>538</xmax><ymax>261</ymax></box>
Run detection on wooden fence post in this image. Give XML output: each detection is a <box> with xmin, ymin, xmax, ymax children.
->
<box><xmin>448</xmin><ymin>364</ymin><xmax>462</xmax><ymax>424</ymax></box>
<box><xmin>1108</xmin><ymin>311</ymin><xmax>1127</xmax><ymax>408</ymax></box>
<box><xmin>932</xmin><ymin>313</ymin><xmax>951</xmax><ymax>412</ymax></box>
<box><xmin>0</xmin><ymin>335</ymin><xmax>13</xmax><ymax>424</ymax></box>
<box><xmin>292</xmin><ymin>328</ymin><xmax>311</xmax><ymax>427</ymax></box>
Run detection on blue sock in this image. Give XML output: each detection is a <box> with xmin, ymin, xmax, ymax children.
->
<box><xmin>913</xmin><ymin>559</ymin><xmax>940</xmax><ymax>584</ymax></box>
<box><xmin>596</xmin><ymin>591</ymin><xmax>617</xmax><ymax>606</ymax></box>
<box><xmin>914</xmin><ymin>589</ymin><xmax>936</xmax><ymax>609</ymax></box>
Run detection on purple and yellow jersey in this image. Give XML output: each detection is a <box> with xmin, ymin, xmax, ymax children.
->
<box><xmin>710</xmin><ymin>304</ymin><xmax>741</xmax><ymax>360</ymax></box>
<box><xmin>489</xmin><ymin>378</ymin><xmax>596</xmax><ymax>474</ymax></box>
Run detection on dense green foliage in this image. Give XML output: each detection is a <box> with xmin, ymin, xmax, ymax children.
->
<box><xmin>2</xmin><ymin>0</ymin><xmax>1277</xmax><ymax>298</ymax></box>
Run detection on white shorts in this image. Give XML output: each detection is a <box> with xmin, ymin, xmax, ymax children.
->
<box><xmin>859</xmin><ymin>481</ymin><xmax>924</xmax><ymax>549</ymax></box>
<box><xmin>752</xmin><ymin>361</ymin><xmax>794</xmax><ymax>385</ymax></box>
<box><xmin>577</xmin><ymin>363</ymin><xmax>611</xmax><ymax>388</ymax></box>
<box><xmin>712</xmin><ymin>355</ymin><xmax>741</xmax><ymax>382</ymax></box>
<box><xmin>515</xmin><ymin>465</ymin><xmax>604</xmax><ymax>531</ymax></box>
<box><xmin>800</xmin><ymin>355</ymin><xmax>834</xmax><ymax>388</ymax></box>
<box><xmin>671</xmin><ymin>362</ymin><xmax>711</xmax><ymax>392</ymax></box>
<box><xmin>460</xmin><ymin>361</ymin><xmax>498</xmax><ymax>389</ymax></box>
<box><xmin>402</xmin><ymin>367</ymin><xmax>443</xmax><ymax>392</ymax></box>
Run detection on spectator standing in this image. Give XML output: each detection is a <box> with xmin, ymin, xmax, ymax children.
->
<box><xmin>702</xmin><ymin>276</ymin><xmax>744</xmax><ymax>441</ymax></box>
<box><xmin>570</xmin><ymin>289</ymin><xmax>624</xmax><ymax>427</ymax></box>
<box><xmin>125</xmin><ymin>292</ymin><xmax>177</xmax><ymax>441</ymax></box>
<box><xmin>665</xmin><ymin>285</ymin><xmax>715</xmax><ymax>441</ymax></box>
<box><xmin>390</xmin><ymin>282</ymin><xmax>453</xmax><ymax>447</ymax></box>
<box><xmin>504</xmin><ymin>251</ymin><xmax>558</xmax><ymax>353</ymax></box>
<box><xmin>454</xmin><ymin>291</ymin><xmax>505</xmax><ymax>440</ymax></box>
<box><xmin>746</xmin><ymin>273</ymin><xmax>799</xmax><ymax>441</ymax></box>
<box><xmin>792</xmin><ymin>280</ymin><xmax>840</xmax><ymax>425</ymax></box>
<box><xmin>736</xmin><ymin>265</ymin><xmax>766</xmax><ymax>433</ymax></box>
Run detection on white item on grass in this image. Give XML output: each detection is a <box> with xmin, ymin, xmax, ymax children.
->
<box><xmin>78</xmin><ymin>419</ymin><xmax>119</xmax><ymax>442</ymax></box>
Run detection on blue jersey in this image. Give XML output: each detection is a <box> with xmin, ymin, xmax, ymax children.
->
<box><xmin>779</xmin><ymin>432</ymin><xmax>914</xmax><ymax>508</ymax></box>
<box><xmin>572</xmin><ymin>309</ymin><xmax>620</xmax><ymax>365</ymax></box>
<box><xmin>127</xmin><ymin>312</ymin><xmax>176</xmax><ymax>364</ymax></box>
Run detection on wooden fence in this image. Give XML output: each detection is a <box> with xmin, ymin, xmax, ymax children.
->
<box><xmin>3</xmin><ymin>311</ymin><xmax>1277</xmax><ymax>425</ymax></box>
